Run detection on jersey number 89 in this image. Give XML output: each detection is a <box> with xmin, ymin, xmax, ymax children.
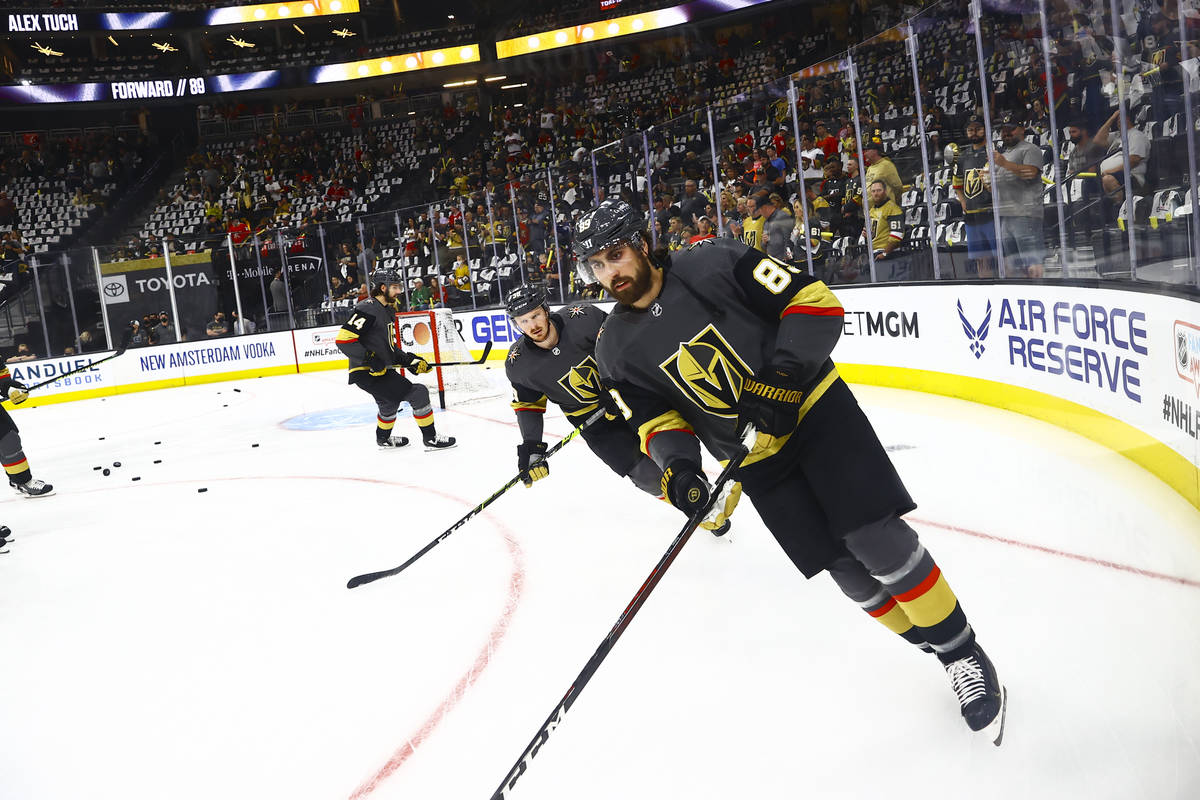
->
<box><xmin>751</xmin><ymin>257</ymin><xmax>802</xmax><ymax>295</ymax></box>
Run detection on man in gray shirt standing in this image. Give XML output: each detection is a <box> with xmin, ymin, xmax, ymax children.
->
<box><xmin>993</xmin><ymin>121</ymin><xmax>1045</xmax><ymax>278</ymax></box>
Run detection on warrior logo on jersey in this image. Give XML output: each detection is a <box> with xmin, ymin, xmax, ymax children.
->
<box><xmin>660</xmin><ymin>324</ymin><xmax>751</xmax><ymax>418</ymax></box>
<box><xmin>557</xmin><ymin>355</ymin><xmax>603</xmax><ymax>404</ymax></box>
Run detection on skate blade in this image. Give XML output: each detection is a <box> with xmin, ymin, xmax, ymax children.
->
<box><xmin>18</xmin><ymin>490</ymin><xmax>55</xmax><ymax>499</ymax></box>
<box><xmin>982</xmin><ymin>685</ymin><xmax>1008</xmax><ymax>746</ymax></box>
<box><xmin>423</xmin><ymin>443</ymin><xmax>458</xmax><ymax>452</ymax></box>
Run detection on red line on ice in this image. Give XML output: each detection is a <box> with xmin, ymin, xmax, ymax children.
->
<box><xmin>908</xmin><ymin>516</ymin><xmax>1200</xmax><ymax>589</ymax></box>
<box><xmin>11</xmin><ymin>474</ymin><xmax>527</xmax><ymax>795</ymax></box>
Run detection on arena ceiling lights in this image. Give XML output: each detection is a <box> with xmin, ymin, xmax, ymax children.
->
<box><xmin>494</xmin><ymin>0</ymin><xmax>775</xmax><ymax>59</ymax></box>
<box><xmin>206</xmin><ymin>0</ymin><xmax>360</xmax><ymax>26</ymax></box>
<box><xmin>311</xmin><ymin>44</ymin><xmax>481</xmax><ymax>83</ymax></box>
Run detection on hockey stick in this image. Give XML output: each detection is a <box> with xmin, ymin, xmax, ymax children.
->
<box><xmin>425</xmin><ymin>339</ymin><xmax>493</xmax><ymax>368</ymax></box>
<box><xmin>490</xmin><ymin>426</ymin><xmax>755</xmax><ymax>800</ymax></box>
<box><xmin>14</xmin><ymin>324</ymin><xmax>135</xmax><ymax>395</ymax></box>
<box><xmin>346</xmin><ymin>411</ymin><xmax>595</xmax><ymax>589</ymax></box>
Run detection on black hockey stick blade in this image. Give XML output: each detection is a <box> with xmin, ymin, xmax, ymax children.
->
<box><xmin>426</xmin><ymin>339</ymin><xmax>492</xmax><ymax>368</ymax></box>
<box><xmin>113</xmin><ymin>323</ymin><xmax>136</xmax><ymax>356</ymax></box>
<box><xmin>489</xmin><ymin>426</ymin><xmax>756</xmax><ymax>799</ymax></box>
<box><xmin>346</xmin><ymin>420</ymin><xmax>589</xmax><ymax>590</ymax></box>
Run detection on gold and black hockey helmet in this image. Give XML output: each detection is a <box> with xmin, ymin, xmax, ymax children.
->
<box><xmin>504</xmin><ymin>284</ymin><xmax>548</xmax><ymax>318</ymax></box>
<box><xmin>572</xmin><ymin>198</ymin><xmax>646</xmax><ymax>282</ymax></box>
<box><xmin>369</xmin><ymin>267</ymin><xmax>403</xmax><ymax>293</ymax></box>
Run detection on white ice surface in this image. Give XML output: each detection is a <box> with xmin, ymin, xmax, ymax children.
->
<box><xmin>2</xmin><ymin>369</ymin><xmax>1198</xmax><ymax>800</ymax></box>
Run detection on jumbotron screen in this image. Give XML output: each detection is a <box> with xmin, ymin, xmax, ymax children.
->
<box><xmin>4</xmin><ymin>1</ymin><xmax>360</xmax><ymax>32</ymax></box>
<box><xmin>0</xmin><ymin>44</ymin><xmax>482</xmax><ymax>105</ymax></box>
<box><xmin>495</xmin><ymin>0</ymin><xmax>777</xmax><ymax>59</ymax></box>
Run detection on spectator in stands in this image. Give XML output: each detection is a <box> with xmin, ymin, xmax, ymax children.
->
<box><xmin>128</xmin><ymin>320</ymin><xmax>148</xmax><ymax>348</ymax></box>
<box><xmin>742</xmin><ymin>195</ymin><xmax>766</xmax><ymax>251</ymax></box>
<box><xmin>231</xmin><ymin>310</ymin><xmax>256</xmax><ymax>335</ymax></box>
<box><xmin>7</xmin><ymin>342</ymin><xmax>37</xmax><ymax>362</ymax></box>
<box><xmin>410</xmin><ymin>277</ymin><xmax>432</xmax><ymax>310</ymax></box>
<box><xmin>429</xmin><ymin>277</ymin><xmax>448</xmax><ymax>308</ymax></box>
<box><xmin>866</xmin><ymin>179</ymin><xmax>907</xmax><ymax>281</ymax></box>
<box><xmin>155</xmin><ymin>312</ymin><xmax>177</xmax><ymax>345</ymax></box>
<box><xmin>678</xmin><ymin>180</ymin><xmax>707</xmax><ymax>226</ymax></box>
<box><xmin>993</xmin><ymin>121</ymin><xmax>1045</xmax><ymax>279</ymax></box>
<box><xmin>690</xmin><ymin>216</ymin><xmax>716</xmax><ymax>243</ymax></box>
<box><xmin>952</xmin><ymin>117</ymin><xmax>996</xmax><ymax>278</ymax></box>
<box><xmin>452</xmin><ymin>255</ymin><xmax>472</xmax><ymax>295</ymax></box>
<box><xmin>0</xmin><ymin>192</ymin><xmax>15</xmax><ymax>227</ymax></box>
<box><xmin>1095</xmin><ymin>109</ymin><xmax>1150</xmax><ymax>205</ymax></box>
<box><xmin>270</xmin><ymin>271</ymin><xmax>289</xmax><ymax>314</ymax></box>
<box><xmin>862</xmin><ymin>141</ymin><xmax>902</xmax><ymax>204</ymax></box>
<box><xmin>761</xmin><ymin>193</ymin><xmax>795</xmax><ymax>262</ymax></box>
<box><xmin>814</xmin><ymin>121</ymin><xmax>838</xmax><ymax>159</ymax></box>
<box><xmin>328</xmin><ymin>275</ymin><xmax>348</xmax><ymax>303</ymax></box>
<box><xmin>206</xmin><ymin>313</ymin><xmax>229</xmax><ymax>338</ymax></box>
<box><xmin>141</xmin><ymin>314</ymin><xmax>160</xmax><ymax>345</ymax></box>
<box><xmin>1066</xmin><ymin>117</ymin><xmax>1106</xmax><ymax>178</ymax></box>
<box><xmin>799</xmin><ymin>137</ymin><xmax>824</xmax><ymax>181</ymax></box>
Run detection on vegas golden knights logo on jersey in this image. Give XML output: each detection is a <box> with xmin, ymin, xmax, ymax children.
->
<box><xmin>964</xmin><ymin>168</ymin><xmax>985</xmax><ymax>199</ymax></box>
<box><xmin>659</xmin><ymin>324</ymin><xmax>751</xmax><ymax>418</ymax></box>
<box><xmin>557</xmin><ymin>355</ymin><xmax>603</xmax><ymax>404</ymax></box>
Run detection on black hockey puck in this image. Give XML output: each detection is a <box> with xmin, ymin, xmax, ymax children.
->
<box><xmin>233</xmin><ymin>388</ymin><xmax>242</xmax><ymax>393</ymax></box>
<box><xmin>251</xmin><ymin>443</ymin><xmax>259</xmax><ymax>448</ymax></box>
<box><xmin>93</xmin><ymin>466</ymin><xmax>102</xmax><ymax>471</ymax></box>
<box><xmin>102</xmin><ymin>468</ymin><xmax>110</xmax><ymax>476</ymax></box>
<box><xmin>99</xmin><ymin>436</ymin><xmax>105</xmax><ymax>440</ymax></box>
<box><xmin>153</xmin><ymin>459</ymin><xmax>162</xmax><ymax>464</ymax></box>
<box><xmin>113</xmin><ymin>462</ymin><xmax>121</xmax><ymax>467</ymax></box>
<box><xmin>197</xmin><ymin>487</ymin><xmax>208</xmax><ymax>493</ymax></box>
<box><xmin>132</xmin><ymin>476</ymin><xmax>141</xmax><ymax>481</ymax></box>
<box><xmin>223</xmin><ymin>404</ymin><xmax>228</xmax><ymax>408</ymax></box>
<box><xmin>154</xmin><ymin>441</ymin><xmax>161</xmax><ymax>445</ymax></box>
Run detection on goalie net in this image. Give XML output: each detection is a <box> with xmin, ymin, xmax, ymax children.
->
<box><xmin>394</xmin><ymin>308</ymin><xmax>503</xmax><ymax>408</ymax></box>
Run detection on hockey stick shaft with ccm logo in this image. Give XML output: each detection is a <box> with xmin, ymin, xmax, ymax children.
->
<box><xmin>490</xmin><ymin>426</ymin><xmax>755</xmax><ymax>799</ymax></box>
<box><xmin>346</xmin><ymin>409</ymin><xmax>596</xmax><ymax>589</ymax></box>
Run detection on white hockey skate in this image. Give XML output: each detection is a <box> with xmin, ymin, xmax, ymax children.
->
<box><xmin>11</xmin><ymin>478</ymin><xmax>54</xmax><ymax>498</ymax></box>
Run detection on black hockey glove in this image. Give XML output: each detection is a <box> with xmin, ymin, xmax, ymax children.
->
<box><xmin>598</xmin><ymin>388</ymin><xmax>625</xmax><ymax>421</ymax></box>
<box><xmin>517</xmin><ymin>441</ymin><xmax>549</xmax><ymax>487</ymax></box>
<box><xmin>661</xmin><ymin>460</ymin><xmax>741</xmax><ymax>532</ymax></box>
<box><xmin>661</xmin><ymin>461</ymin><xmax>711</xmax><ymax>514</ymax></box>
<box><xmin>736</xmin><ymin>365</ymin><xmax>804</xmax><ymax>438</ymax></box>
<box><xmin>407</xmin><ymin>355</ymin><xmax>432</xmax><ymax>375</ymax></box>
<box><xmin>0</xmin><ymin>374</ymin><xmax>29</xmax><ymax>404</ymax></box>
<box><xmin>364</xmin><ymin>351</ymin><xmax>389</xmax><ymax>373</ymax></box>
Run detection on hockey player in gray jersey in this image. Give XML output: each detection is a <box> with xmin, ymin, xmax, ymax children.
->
<box><xmin>336</xmin><ymin>268</ymin><xmax>456</xmax><ymax>451</ymax></box>
<box><xmin>504</xmin><ymin>284</ymin><xmax>730</xmax><ymax>535</ymax></box>
<box><xmin>574</xmin><ymin>198</ymin><xmax>1006</xmax><ymax>743</ymax></box>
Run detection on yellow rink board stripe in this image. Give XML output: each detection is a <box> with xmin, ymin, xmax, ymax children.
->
<box><xmin>839</xmin><ymin>363</ymin><xmax>1200</xmax><ymax>512</ymax></box>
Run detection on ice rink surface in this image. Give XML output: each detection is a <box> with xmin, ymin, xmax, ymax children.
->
<box><xmin>2</xmin><ymin>367</ymin><xmax>1199</xmax><ymax>800</ymax></box>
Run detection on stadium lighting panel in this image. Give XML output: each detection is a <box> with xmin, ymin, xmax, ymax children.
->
<box><xmin>494</xmin><ymin>0</ymin><xmax>773</xmax><ymax>59</ymax></box>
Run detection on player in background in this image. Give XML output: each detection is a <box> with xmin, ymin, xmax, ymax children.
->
<box><xmin>503</xmin><ymin>285</ymin><xmax>731</xmax><ymax>536</ymax></box>
<box><xmin>335</xmin><ymin>268</ymin><xmax>456</xmax><ymax>451</ymax></box>
<box><xmin>574</xmin><ymin>198</ymin><xmax>1006</xmax><ymax>743</ymax></box>
<box><xmin>0</xmin><ymin>364</ymin><xmax>54</xmax><ymax>497</ymax></box>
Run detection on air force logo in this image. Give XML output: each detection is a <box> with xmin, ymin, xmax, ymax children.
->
<box><xmin>660</xmin><ymin>324</ymin><xmax>751</xmax><ymax>417</ymax></box>
<box><xmin>957</xmin><ymin>299</ymin><xmax>992</xmax><ymax>359</ymax></box>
